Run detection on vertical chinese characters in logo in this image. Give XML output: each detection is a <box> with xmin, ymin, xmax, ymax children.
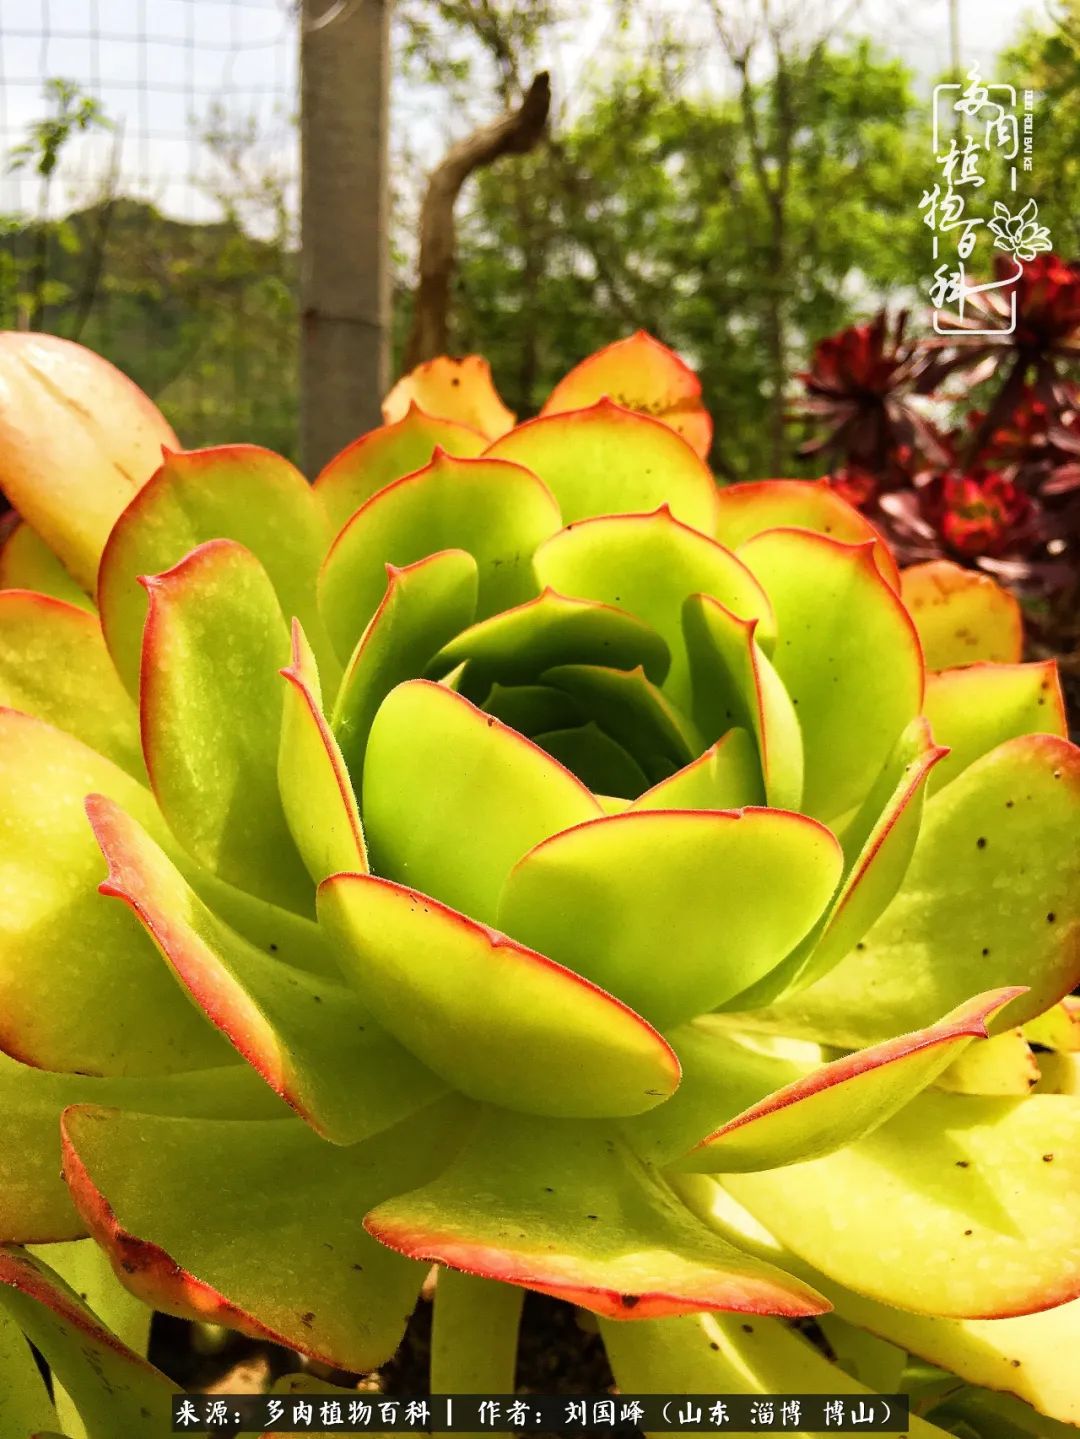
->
<box><xmin>922</xmin><ymin>65</ymin><xmax>1051</xmax><ymax>334</ymax></box>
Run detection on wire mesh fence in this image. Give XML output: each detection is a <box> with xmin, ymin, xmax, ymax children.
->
<box><xmin>0</xmin><ymin>0</ymin><xmax>301</xmax><ymax>454</ymax></box>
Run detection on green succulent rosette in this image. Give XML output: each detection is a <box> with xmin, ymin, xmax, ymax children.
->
<box><xmin>0</xmin><ymin>330</ymin><xmax>1078</xmax><ymax>1438</ymax></box>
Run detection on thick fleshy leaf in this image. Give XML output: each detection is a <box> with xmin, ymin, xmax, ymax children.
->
<box><xmin>61</xmin><ymin>1102</ymin><xmax>467</xmax><ymax>1371</ymax></box>
<box><xmin>481</xmin><ymin>681</ymin><xmax>584</xmax><ymax>736</ymax></box>
<box><xmin>628</xmin><ymin>729</ymin><xmax>765</xmax><ymax>811</ymax></box>
<box><xmin>279</xmin><ymin>620</ymin><xmax>367</xmax><ymax>883</ymax></box>
<box><xmin>0</xmin><ymin>1305</ymin><xmax>57</xmax><ymax>1434</ymax></box>
<box><xmin>0</xmin><ymin>708</ymin><xmax>231</xmax><ymax>1075</ymax></box>
<box><xmin>318</xmin><ymin>874</ymin><xmax>678</xmax><ymax>1119</ymax></box>
<box><xmin>683</xmin><ymin>594</ymin><xmax>802</xmax><ymax>809</ymax></box>
<box><xmin>924</xmin><ymin>660</ymin><xmax>1067</xmax><ymax>793</ymax></box>
<box><xmin>433</xmin><ymin>589</ymin><xmax>671</xmax><ymax>691</ymax></box>
<box><xmin>676</xmin><ymin>989</ymin><xmax>1023</xmax><ymax>1172</ymax></box>
<box><xmin>0</xmin><ymin>1048</ymin><xmax>285</xmax><ymax>1242</ymax></box>
<box><xmin>364</xmin><ymin>1108</ymin><xmax>827</xmax><ymax>1321</ymax></box>
<box><xmin>313</xmin><ymin>407</ymin><xmax>487</xmax><ymax>529</ymax></box>
<box><xmin>382</xmin><ymin>355</ymin><xmax>514</xmax><ymax>437</ymax></box>
<box><xmin>1024</xmin><ymin>998</ymin><xmax>1080</xmax><ymax>1052</ymax></box>
<box><xmin>724</xmin><ymin>1087</ymin><xmax>1080</xmax><ymax>1317</ymax></box>
<box><xmin>320</xmin><ymin>453</ymin><xmax>560</xmax><ymax>663</ymax></box>
<box><xmin>731</xmin><ymin>718</ymin><xmax>948</xmax><ymax>1008</ymax></box>
<box><xmin>713</xmin><ymin>478</ymin><xmax>901</xmax><ymax>590</ymax></box>
<box><xmin>489</xmin><ymin>403</ymin><xmax>719</xmax><ymax>532</ymax></box>
<box><xmin>0</xmin><ymin>331</ymin><xmax>179</xmax><ymax>590</ymax></box>
<box><xmin>535</xmin><ymin>723</ymin><xmax>650</xmax><ymax>799</ymax></box>
<box><xmin>534</xmin><ymin>509</ymin><xmax>774</xmax><ymax>715</ymax></box>
<box><xmin>98</xmin><ymin>444</ymin><xmax>334</xmax><ymax>696</ymax></box>
<box><xmin>0</xmin><ymin>520</ymin><xmax>93</xmax><ymax>608</ymax></box>
<box><xmin>935</xmin><ymin>1026</ymin><xmax>1039</xmax><ymax>1094</ymax></box>
<box><xmin>498</xmin><ymin>809</ymin><xmax>842</xmax><ymax>1027</ymax></box>
<box><xmin>140</xmin><ymin>539</ymin><xmax>311</xmax><ymax>910</ymax></box>
<box><xmin>543</xmin><ymin>663</ymin><xmax>700</xmax><ymax>783</ymax></box>
<box><xmin>37</xmin><ymin>1237</ymin><xmax>152</xmax><ymax>1366</ymax></box>
<box><xmin>331</xmin><ymin>549</ymin><xmax>479</xmax><ymax>784</ymax></box>
<box><xmin>0</xmin><ymin>1246</ymin><xmax>174</xmax><ymax>1439</ymax></box>
<box><xmin>363</xmin><ymin>680</ymin><xmax>602</xmax><ymax>923</ymax></box>
<box><xmin>0</xmin><ymin>590</ymin><xmax>143</xmax><ymax>777</ymax></box>
<box><xmin>753</xmin><ymin>734</ymin><xmax>1080</xmax><ymax>1047</ymax></box>
<box><xmin>600</xmin><ymin>1311</ymin><xmax>950</xmax><ymax>1439</ymax></box>
<box><xmin>900</xmin><ymin>560</ymin><xmax>1023</xmax><ymax>668</ymax></box>
<box><xmin>88</xmin><ymin>795</ymin><xmax>445</xmax><ymax>1145</ymax></box>
<box><xmin>738</xmin><ymin>528</ymin><xmax>923</xmax><ymax>821</ymax></box>
<box><xmin>539</xmin><ymin>331</ymin><xmax>713</xmax><ymax>457</ymax></box>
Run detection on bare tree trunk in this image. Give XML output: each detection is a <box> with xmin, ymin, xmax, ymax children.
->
<box><xmin>405</xmin><ymin>73</ymin><xmax>550</xmax><ymax>370</ymax></box>
<box><xmin>300</xmin><ymin>0</ymin><xmax>391</xmax><ymax>474</ymax></box>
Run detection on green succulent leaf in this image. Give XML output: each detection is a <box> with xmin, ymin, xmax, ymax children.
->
<box><xmin>0</xmin><ymin>1246</ymin><xmax>175</xmax><ymax>1439</ymax></box>
<box><xmin>498</xmin><ymin>808</ymin><xmax>842</xmax><ymax>1027</ymax></box>
<box><xmin>628</xmin><ymin>729</ymin><xmax>765</xmax><ymax>811</ymax></box>
<box><xmin>313</xmin><ymin>409</ymin><xmax>487</xmax><ymax>530</ymax></box>
<box><xmin>433</xmin><ymin>588</ymin><xmax>671</xmax><ymax>691</ymax></box>
<box><xmin>543</xmin><ymin>662</ymin><xmax>700</xmax><ymax>783</ymax></box>
<box><xmin>140</xmin><ymin>538</ymin><xmax>312</xmax><ymax>911</ymax></box>
<box><xmin>98</xmin><ymin>443</ymin><xmax>335</xmax><ymax>696</ymax></box>
<box><xmin>363</xmin><ymin>679</ymin><xmax>602</xmax><ymax>923</ymax></box>
<box><xmin>60</xmin><ymin>1102</ymin><xmax>469</xmax><ymax>1373</ymax></box>
<box><xmin>923</xmin><ymin>660</ymin><xmax>1067</xmax><ymax>794</ymax></box>
<box><xmin>318</xmin><ymin>874</ymin><xmax>679</xmax><ymax>1119</ymax></box>
<box><xmin>751</xmin><ymin>734</ymin><xmax>1080</xmax><ymax>1047</ymax></box>
<box><xmin>279</xmin><ymin>619</ymin><xmax>367</xmax><ymax>883</ymax></box>
<box><xmin>485</xmin><ymin>402</ymin><xmax>721</xmax><ymax>533</ymax></box>
<box><xmin>480</xmin><ymin>680</ymin><xmax>583</xmax><ymax>736</ymax></box>
<box><xmin>0</xmin><ymin>1305</ymin><xmax>58</xmax><ymax>1435</ymax></box>
<box><xmin>737</xmin><ymin>529</ymin><xmax>923</xmax><ymax>822</ymax></box>
<box><xmin>330</xmin><ymin>548</ymin><xmax>479</xmax><ymax>784</ymax></box>
<box><xmin>0</xmin><ymin>708</ymin><xmax>231</xmax><ymax>1075</ymax></box>
<box><xmin>683</xmin><ymin>593</ymin><xmax>803</xmax><ymax>809</ymax></box>
<box><xmin>900</xmin><ymin>560</ymin><xmax>1023</xmax><ymax>668</ymax></box>
<box><xmin>0</xmin><ymin>589</ymin><xmax>143</xmax><ymax>777</ymax></box>
<box><xmin>723</xmin><ymin>1087</ymin><xmax>1080</xmax><ymax>1318</ymax></box>
<box><xmin>364</xmin><ymin>1107</ymin><xmax>827</xmax><ymax>1321</ymax></box>
<box><xmin>88</xmin><ymin>794</ymin><xmax>446</xmax><ymax>1145</ymax></box>
<box><xmin>533</xmin><ymin>509</ymin><xmax>774</xmax><ymax>716</ymax></box>
<box><xmin>0</xmin><ymin>519</ymin><xmax>94</xmax><ymax>609</ymax></box>
<box><xmin>534</xmin><ymin>723</ymin><xmax>650</xmax><ymax>799</ymax></box>
<box><xmin>319</xmin><ymin>452</ymin><xmax>561</xmax><ymax>663</ymax></box>
<box><xmin>0</xmin><ymin>1048</ymin><xmax>286</xmax><ymax>1242</ymax></box>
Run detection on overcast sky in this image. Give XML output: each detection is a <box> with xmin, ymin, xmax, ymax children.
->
<box><xmin>0</xmin><ymin>0</ymin><xmax>1057</xmax><ymax>225</ymax></box>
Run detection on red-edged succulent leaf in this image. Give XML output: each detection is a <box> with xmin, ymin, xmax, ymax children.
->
<box><xmin>140</xmin><ymin>538</ymin><xmax>312</xmax><ymax>911</ymax></box>
<box><xmin>318</xmin><ymin>874</ymin><xmax>679</xmax><ymax>1119</ymax></box>
<box><xmin>628</xmin><ymin>729</ymin><xmax>765</xmax><ymax>811</ymax></box>
<box><xmin>382</xmin><ymin>355</ymin><xmax>514</xmax><ymax>438</ymax></box>
<box><xmin>0</xmin><ymin>1049</ymin><xmax>285</xmax><ymax>1242</ymax></box>
<box><xmin>924</xmin><ymin>660</ymin><xmax>1067</xmax><ymax>793</ymax></box>
<box><xmin>433</xmin><ymin>588</ymin><xmax>671</xmax><ymax>691</ymax></box>
<box><xmin>751</xmin><ymin>734</ymin><xmax>1080</xmax><ymax>1048</ymax></box>
<box><xmin>98</xmin><ymin>443</ymin><xmax>335</xmax><ymax>696</ymax></box>
<box><xmin>330</xmin><ymin>549</ymin><xmax>479</xmax><ymax>785</ymax></box>
<box><xmin>363</xmin><ymin>679</ymin><xmax>602</xmax><ymax>924</ymax></box>
<box><xmin>683</xmin><ymin>594</ymin><xmax>802</xmax><ymax>810</ymax></box>
<box><xmin>723</xmin><ymin>1086</ymin><xmax>1080</xmax><ymax>1318</ymax></box>
<box><xmin>88</xmin><ymin>794</ymin><xmax>445</xmax><ymax>1145</ymax></box>
<box><xmin>487</xmin><ymin>402</ymin><xmax>719</xmax><ymax>533</ymax></box>
<box><xmin>61</xmin><ymin>1101</ymin><xmax>468</xmax><ymax>1371</ymax></box>
<box><xmin>364</xmin><ymin>1108</ymin><xmax>827</xmax><ymax>1321</ymax></box>
<box><xmin>533</xmin><ymin>508</ymin><xmax>774</xmax><ymax>716</ymax></box>
<box><xmin>539</xmin><ymin>331</ymin><xmax>713</xmax><ymax>458</ymax></box>
<box><xmin>738</xmin><ymin>528</ymin><xmax>924</xmax><ymax>822</ymax></box>
<box><xmin>0</xmin><ymin>589</ymin><xmax>143</xmax><ymax>777</ymax></box>
<box><xmin>0</xmin><ymin>332</ymin><xmax>179</xmax><ymax>590</ymax></box>
<box><xmin>600</xmin><ymin>1311</ymin><xmax>952</xmax><ymax>1438</ymax></box>
<box><xmin>0</xmin><ymin>520</ymin><xmax>94</xmax><ymax>609</ymax></box>
<box><xmin>313</xmin><ymin>407</ymin><xmax>487</xmax><ymax>530</ymax></box>
<box><xmin>900</xmin><ymin>560</ymin><xmax>1023</xmax><ymax>669</ymax></box>
<box><xmin>279</xmin><ymin>619</ymin><xmax>367</xmax><ymax>882</ymax></box>
<box><xmin>498</xmin><ymin>808</ymin><xmax>842</xmax><ymax>1028</ymax></box>
<box><xmin>0</xmin><ymin>1245</ymin><xmax>175</xmax><ymax>1439</ymax></box>
<box><xmin>713</xmin><ymin>479</ymin><xmax>901</xmax><ymax>590</ymax></box>
<box><xmin>319</xmin><ymin>452</ymin><xmax>560</xmax><ymax>664</ymax></box>
<box><xmin>678</xmin><ymin>988</ymin><xmax>1025</xmax><ymax>1172</ymax></box>
<box><xmin>0</xmin><ymin>708</ymin><xmax>232</xmax><ymax>1075</ymax></box>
